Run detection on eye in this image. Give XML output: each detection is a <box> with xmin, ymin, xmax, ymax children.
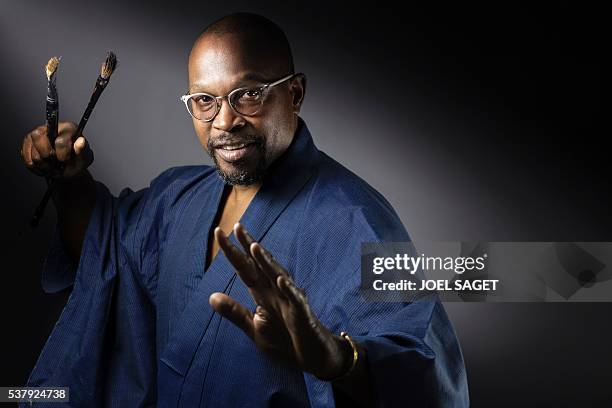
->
<box><xmin>240</xmin><ymin>88</ymin><xmax>263</xmax><ymax>101</ymax></box>
<box><xmin>193</xmin><ymin>94</ymin><xmax>215</xmax><ymax>106</ymax></box>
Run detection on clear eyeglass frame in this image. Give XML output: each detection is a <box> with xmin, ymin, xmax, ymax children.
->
<box><xmin>179</xmin><ymin>73</ymin><xmax>298</xmax><ymax>122</ymax></box>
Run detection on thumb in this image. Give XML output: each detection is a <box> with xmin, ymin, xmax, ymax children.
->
<box><xmin>69</xmin><ymin>136</ymin><xmax>94</xmax><ymax>173</ymax></box>
<box><xmin>73</xmin><ymin>136</ymin><xmax>87</xmax><ymax>155</ymax></box>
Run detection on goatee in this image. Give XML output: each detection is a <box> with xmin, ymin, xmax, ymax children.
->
<box><xmin>206</xmin><ymin>137</ymin><xmax>267</xmax><ymax>186</ymax></box>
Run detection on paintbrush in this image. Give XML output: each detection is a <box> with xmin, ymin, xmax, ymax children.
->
<box><xmin>71</xmin><ymin>51</ymin><xmax>118</xmax><ymax>142</ymax></box>
<box><xmin>31</xmin><ymin>51</ymin><xmax>118</xmax><ymax>227</ymax></box>
<box><xmin>45</xmin><ymin>56</ymin><xmax>61</xmax><ymax>145</ymax></box>
<box><xmin>31</xmin><ymin>57</ymin><xmax>61</xmax><ymax>227</ymax></box>
<box><xmin>55</xmin><ymin>51</ymin><xmax>117</xmax><ymax>177</ymax></box>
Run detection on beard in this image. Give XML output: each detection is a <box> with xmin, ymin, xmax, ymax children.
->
<box><xmin>206</xmin><ymin>134</ymin><xmax>267</xmax><ymax>186</ymax></box>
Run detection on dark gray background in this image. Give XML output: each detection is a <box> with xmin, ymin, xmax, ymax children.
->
<box><xmin>1</xmin><ymin>1</ymin><xmax>609</xmax><ymax>406</ymax></box>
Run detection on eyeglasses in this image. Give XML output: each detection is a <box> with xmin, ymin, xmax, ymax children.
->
<box><xmin>180</xmin><ymin>73</ymin><xmax>297</xmax><ymax>122</ymax></box>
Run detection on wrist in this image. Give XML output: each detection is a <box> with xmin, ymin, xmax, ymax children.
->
<box><xmin>316</xmin><ymin>332</ymin><xmax>359</xmax><ymax>382</ymax></box>
<box><xmin>53</xmin><ymin>170</ymin><xmax>94</xmax><ymax>198</ymax></box>
<box><xmin>53</xmin><ymin>170</ymin><xmax>97</xmax><ymax>218</ymax></box>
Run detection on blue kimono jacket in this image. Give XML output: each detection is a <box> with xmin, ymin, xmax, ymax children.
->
<box><xmin>27</xmin><ymin>118</ymin><xmax>469</xmax><ymax>407</ymax></box>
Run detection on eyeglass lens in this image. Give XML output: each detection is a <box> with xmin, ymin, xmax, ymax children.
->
<box><xmin>187</xmin><ymin>86</ymin><xmax>265</xmax><ymax>121</ymax></box>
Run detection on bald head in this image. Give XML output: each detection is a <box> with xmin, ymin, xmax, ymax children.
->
<box><xmin>186</xmin><ymin>13</ymin><xmax>306</xmax><ymax>186</ymax></box>
<box><xmin>191</xmin><ymin>13</ymin><xmax>294</xmax><ymax>77</ymax></box>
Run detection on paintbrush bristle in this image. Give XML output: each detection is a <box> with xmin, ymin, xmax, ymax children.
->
<box><xmin>45</xmin><ymin>56</ymin><xmax>61</xmax><ymax>80</ymax></box>
<box><xmin>100</xmin><ymin>51</ymin><xmax>118</xmax><ymax>79</ymax></box>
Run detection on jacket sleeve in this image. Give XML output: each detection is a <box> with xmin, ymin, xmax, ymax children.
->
<box><xmin>300</xmin><ymin>208</ymin><xmax>470</xmax><ymax>408</ymax></box>
<box><xmin>25</xmin><ymin>171</ymin><xmax>173</xmax><ymax>407</ymax></box>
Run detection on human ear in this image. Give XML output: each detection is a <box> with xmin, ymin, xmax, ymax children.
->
<box><xmin>290</xmin><ymin>73</ymin><xmax>307</xmax><ymax>114</ymax></box>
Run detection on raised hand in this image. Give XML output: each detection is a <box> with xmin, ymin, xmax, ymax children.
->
<box><xmin>209</xmin><ymin>223</ymin><xmax>353</xmax><ymax>380</ymax></box>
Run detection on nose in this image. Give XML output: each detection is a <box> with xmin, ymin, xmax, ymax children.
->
<box><xmin>212</xmin><ymin>97</ymin><xmax>245</xmax><ymax>132</ymax></box>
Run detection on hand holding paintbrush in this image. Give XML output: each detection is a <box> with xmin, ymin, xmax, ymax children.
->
<box><xmin>25</xmin><ymin>51</ymin><xmax>118</xmax><ymax>227</ymax></box>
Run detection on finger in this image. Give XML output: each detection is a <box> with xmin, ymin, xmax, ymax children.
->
<box><xmin>29</xmin><ymin>130</ymin><xmax>56</xmax><ymax>174</ymax></box>
<box><xmin>22</xmin><ymin>134</ymin><xmax>44</xmax><ymax>176</ymax></box>
<box><xmin>60</xmin><ymin>136</ymin><xmax>94</xmax><ymax>178</ymax></box>
<box><xmin>54</xmin><ymin>122</ymin><xmax>78</xmax><ymax>161</ymax></box>
<box><xmin>22</xmin><ymin>134</ymin><xmax>34</xmax><ymax>166</ymax></box>
<box><xmin>234</xmin><ymin>223</ymin><xmax>256</xmax><ymax>255</ymax></box>
<box><xmin>73</xmin><ymin>136</ymin><xmax>86</xmax><ymax>155</ymax></box>
<box><xmin>30</xmin><ymin>144</ymin><xmax>53</xmax><ymax>176</ymax></box>
<box><xmin>250</xmin><ymin>241</ymin><xmax>290</xmax><ymax>282</ymax></box>
<box><xmin>72</xmin><ymin>136</ymin><xmax>94</xmax><ymax>167</ymax></box>
<box><xmin>234</xmin><ymin>223</ymin><xmax>279</xmax><ymax>288</ymax></box>
<box><xmin>215</xmin><ymin>227</ymin><xmax>260</xmax><ymax>287</ymax></box>
<box><xmin>58</xmin><ymin>121</ymin><xmax>78</xmax><ymax>140</ymax></box>
<box><xmin>30</xmin><ymin>143</ymin><xmax>42</xmax><ymax>164</ymax></box>
<box><xmin>30</xmin><ymin>126</ymin><xmax>53</xmax><ymax>159</ymax></box>
<box><xmin>252</xmin><ymin>304</ymin><xmax>291</xmax><ymax>341</ymax></box>
<box><xmin>54</xmin><ymin>134</ymin><xmax>72</xmax><ymax>162</ymax></box>
<box><xmin>23</xmin><ymin>137</ymin><xmax>46</xmax><ymax>176</ymax></box>
<box><xmin>277</xmin><ymin>275</ymin><xmax>310</xmax><ymax>319</ymax></box>
<box><xmin>209</xmin><ymin>292</ymin><xmax>254</xmax><ymax>339</ymax></box>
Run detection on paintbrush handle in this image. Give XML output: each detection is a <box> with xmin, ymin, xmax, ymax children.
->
<box><xmin>56</xmin><ymin>78</ymin><xmax>107</xmax><ymax>177</ymax></box>
<box><xmin>72</xmin><ymin>78</ymin><xmax>108</xmax><ymax>141</ymax></box>
<box><xmin>46</xmin><ymin>81</ymin><xmax>59</xmax><ymax>145</ymax></box>
<box><xmin>30</xmin><ymin>178</ymin><xmax>56</xmax><ymax>227</ymax></box>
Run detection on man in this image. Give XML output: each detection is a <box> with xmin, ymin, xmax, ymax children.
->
<box><xmin>21</xmin><ymin>13</ymin><xmax>469</xmax><ymax>407</ymax></box>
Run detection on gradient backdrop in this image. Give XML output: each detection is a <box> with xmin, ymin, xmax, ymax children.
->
<box><xmin>1</xmin><ymin>1</ymin><xmax>609</xmax><ymax>406</ymax></box>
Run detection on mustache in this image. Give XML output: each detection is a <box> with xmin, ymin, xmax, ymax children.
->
<box><xmin>208</xmin><ymin>133</ymin><xmax>264</xmax><ymax>149</ymax></box>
